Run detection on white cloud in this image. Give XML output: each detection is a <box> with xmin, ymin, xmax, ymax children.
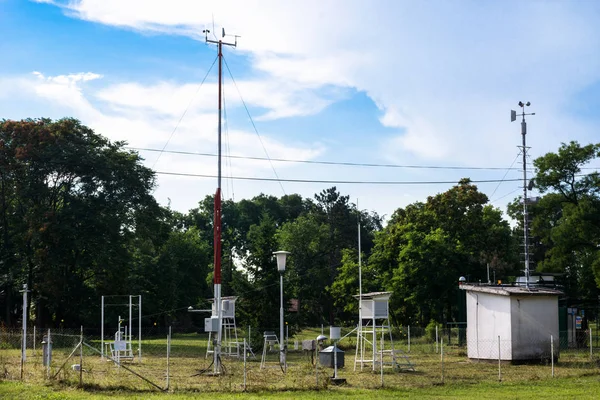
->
<box><xmin>41</xmin><ymin>0</ymin><xmax>600</xmax><ymax>168</ymax></box>
<box><xmin>9</xmin><ymin>0</ymin><xmax>600</xmax><ymax>218</ymax></box>
<box><xmin>1</xmin><ymin>70</ymin><xmax>326</xmax><ymax>211</ymax></box>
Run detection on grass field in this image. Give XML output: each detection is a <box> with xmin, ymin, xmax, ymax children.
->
<box><xmin>2</xmin><ymin>376</ymin><xmax>600</xmax><ymax>399</ymax></box>
<box><xmin>1</xmin><ymin>327</ymin><xmax>599</xmax><ymax>398</ymax></box>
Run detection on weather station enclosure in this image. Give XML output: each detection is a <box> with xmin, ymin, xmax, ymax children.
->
<box><xmin>206</xmin><ymin>296</ymin><xmax>240</xmax><ymax>358</ymax></box>
<box><xmin>354</xmin><ymin>291</ymin><xmax>407</xmax><ymax>371</ymax></box>
<box><xmin>460</xmin><ymin>285</ymin><xmax>561</xmax><ymax>362</ymax></box>
<box><xmin>361</xmin><ymin>294</ymin><xmax>390</xmax><ymax>320</ymax></box>
<box><xmin>100</xmin><ymin>295</ymin><xmax>142</xmax><ymax>362</ymax></box>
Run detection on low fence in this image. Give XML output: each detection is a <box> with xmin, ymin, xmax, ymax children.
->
<box><xmin>0</xmin><ymin>325</ymin><xmax>598</xmax><ymax>393</ymax></box>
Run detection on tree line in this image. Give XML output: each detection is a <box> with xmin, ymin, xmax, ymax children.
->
<box><xmin>0</xmin><ymin>118</ymin><xmax>598</xmax><ymax>332</ymax></box>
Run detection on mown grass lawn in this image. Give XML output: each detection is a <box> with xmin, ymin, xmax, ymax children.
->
<box><xmin>1</xmin><ymin>376</ymin><xmax>600</xmax><ymax>399</ymax></box>
<box><xmin>2</xmin><ymin>329</ymin><xmax>600</xmax><ymax>398</ymax></box>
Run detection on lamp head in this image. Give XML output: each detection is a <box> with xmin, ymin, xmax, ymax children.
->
<box><xmin>273</xmin><ymin>251</ymin><xmax>291</xmax><ymax>272</ymax></box>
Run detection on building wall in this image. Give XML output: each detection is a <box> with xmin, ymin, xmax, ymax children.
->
<box><xmin>466</xmin><ymin>292</ymin><xmax>512</xmax><ymax>360</ymax></box>
<box><xmin>510</xmin><ymin>296</ymin><xmax>559</xmax><ymax>360</ymax></box>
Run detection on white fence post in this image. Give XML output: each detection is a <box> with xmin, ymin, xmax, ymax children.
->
<box><xmin>551</xmin><ymin>334</ymin><xmax>554</xmax><ymax>377</ymax></box>
<box><xmin>46</xmin><ymin>328</ymin><xmax>51</xmax><ymax>379</ymax></box>
<box><xmin>441</xmin><ymin>337</ymin><xmax>444</xmax><ymax>383</ymax></box>
<box><xmin>435</xmin><ymin>325</ymin><xmax>439</xmax><ymax>353</ymax></box>
<box><xmin>243</xmin><ymin>338</ymin><xmax>247</xmax><ymax>391</ymax></box>
<box><xmin>315</xmin><ymin>346</ymin><xmax>319</xmax><ymax>388</ymax></box>
<box><xmin>590</xmin><ymin>327</ymin><xmax>593</xmax><ymax>359</ymax></box>
<box><xmin>408</xmin><ymin>326</ymin><xmax>411</xmax><ymax>353</ymax></box>
<box><xmin>79</xmin><ymin>326</ymin><xmax>83</xmax><ymax>387</ymax></box>
<box><xmin>498</xmin><ymin>335</ymin><xmax>501</xmax><ymax>382</ymax></box>
<box><xmin>166</xmin><ymin>326</ymin><xmax>171</xmax><ymax>391</ymax></box>
<box><xmin>380</xmin><ymin>329</ymin><xmax>384</xmax><ymax>387</ymax></box>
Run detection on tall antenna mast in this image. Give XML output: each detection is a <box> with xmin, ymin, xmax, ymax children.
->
<box><xmin>357</xmin><ymin>200</ymin><xmax>362</xmax><ymax>330</ymax></box>
<box><xmin>511</xmin><ymin>102</ymin><xmax>535</xmax><ymax>289</ymax></box>
<box><xmin>203</xmin><ymin>26</ymin><xmax>237</xmax><ymax>375</ymax></box>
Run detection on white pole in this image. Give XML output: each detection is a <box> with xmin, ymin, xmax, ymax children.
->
<box><xmin>498</xmin><ymin>335</ymin><xmax>501</xmax><ymax>382</ymax></box>
<box><xmin>372</xmin><ymin>315</ymin><xmax>376</xmax><ymax>372</ymax></box>
<box><xmin>441</xmin><ymin>337</ymin><xmax>444</xmax><ymax>383</ymax></box>
<box><xmin>280</xmin><ymin>273</ymin><xmax>285</xmax><ymax>372</ymax></box>
<box><xmin>101</xmin><ymin>296</ymin><xmax>104</xmax><ymax>359</ymax></box>
<box><xmin>138</xmin><ymin>295</ymin><xmax>142</xmax><ymax>362</ymax></box>
<box><xmin>243</xmin><ymin>338</ymin><xmax>247</xmax><ymax>391</ymax></box>
<box><xmin>33</xmin><ymin>326</ymin><xmax>36</xmax><ymax>357</ymax></box>
<box><xmin>166</xmin><ymin>326</ymin><xmax>171</xmax><ymax>390</ymax></box>
<box><xmin>551</xmin><ymin>334</ymin><xmax>554</xmax><ymax>377</ymax></box>
<box><xmin>315</xmin><ymin>345</ymin><xmax>319</xmax><ymax>388</ymax></box>
<box><xmin>590</xmin><ymin>327</ymin><xmax>593</xmax><ymax>359</ymax></box>
<box><xmin>128</xmin><ymin>295</ymin><xmax>132</xmax><ymax>347</ymax></box>
<box><xmin>435</xmin><ymin>325</ymin><xmax>439</xmax><ymax>353</ymax></box>
<box><xmin>357</xmin><ymin>204</ymin><xmax>363</xmax><ymax>371</ymax></box>
<box><xmin>408</xmin><ymin>325</ymin><xmax>411</xmax><ymax>353</ymax></box>
<box><xmin>21</xmin><ymin>284</ymin><xmax>27</xmax><ymax>363</ymax></box>
<box><xmin>334</xmin><ymin>341</ymin><xmax>338</xmax><ymax>379</ymax></box>
<box><xmin>47</xmin><ymin>328</ymin><xmax>51</xmax><ymax>379</ymax></box>
<box><xmin>117</xmin><ymin>315</ymin><xmax>121</xmax><ymax>368</ymax></box>
<box><xmin>380</xmin><ymin>328</ymin><xmax>384</xmax><ymax>387</ymax></box>
<box><xmin>79</xmin><ymin>325</ymin><xmax>83</xmax><ymax>387</ymax></box>
<box><xmin>360</xmin><ymin>322</ymin><xmax>364</xmax><ymax>370</ymax></box>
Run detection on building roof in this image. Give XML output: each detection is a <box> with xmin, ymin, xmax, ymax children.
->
<box><xmin>459</xmin><ymin>284</ymin><xmax>562</xmax><ymax>297</ymax></box>
<box><xmin>352</xmin><ymin>291</ymin><xmax>392</xmax><ymax>300</ymax></box>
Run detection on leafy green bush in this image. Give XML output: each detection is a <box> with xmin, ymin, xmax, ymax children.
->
<box><xmin>425</xmin><ymin>319</ymin><xmax>440</xmax><ymax>341</ymax></box>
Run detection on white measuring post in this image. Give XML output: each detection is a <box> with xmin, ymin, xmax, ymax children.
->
<box><xmin>129</xmin><ymin>295</ymin><xmax>133</xmax><ymax>353</ymax></box>
<box><xmin>243</xmin><ymin>338</ymin><xmax>247</xmax><ymax>391</ymax></box>
<box><xmin>166</xmin><ymin>326</ymin><xmax>171</xmax><ymax>390</ymax></box>
<box><xmin>138</xmin><ymin>295</ymin><xmax>142</xmax><ymax>362</ymax></box>
<box><xmin>436</xmin><ymin>325</ymin><xmax>439</xmax><ymax>353</ymax></box>
<box><xmin>101</xmin><ymin>296</ymin><xmax>104</xmax><ymax>359</ymax></box>
<box><xmin>590</xmin><ymin>327</ymin><xmax>593</xmax><ymax>359</ymax></box>
<box><xmin>21</xmin><ymin>284</ymin><xmax>28</xmax><ymax>363</ymax></box>
<box><xmin>441</xmin><ymin>337</ymin><xmax>444</xmax><ymax>383</ymax></box>
<box><xmin>380</xmin><ymin>329</ymin><xmax>384</xmax><ymax>387</ymax></box>
<box><xmin>408</xmin><ymin>325</ymin><xmax>411</xmax><ymax>353</ymax></box>
<box><xmin>498</xmin><ymin>335</ymin><xmax>501</xmax><ymax>382</ymax></box>
<box><xmin>551</xmin><ymin>334</ymin><xmax>554</xmax><ymax>377</ymax></box>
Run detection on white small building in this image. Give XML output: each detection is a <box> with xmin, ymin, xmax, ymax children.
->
<box><xmin>460</xmin><ymin>285</ymin><xmax>561</xmax><ymax>362</ymax></box>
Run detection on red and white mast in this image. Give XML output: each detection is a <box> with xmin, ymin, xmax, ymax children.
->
<box><xmin>204</xmin><ymin>27</ymin><xmax>237</xmax><ymax>374</ymax></box>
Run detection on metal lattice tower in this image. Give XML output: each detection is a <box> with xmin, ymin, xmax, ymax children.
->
<box><xmin>511</xmin><ymin>102</ymin><xmax>535</xmax><ymax>289</ymax></box>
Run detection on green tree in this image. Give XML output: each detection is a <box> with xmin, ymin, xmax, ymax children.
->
<box><xmin>517</xmin><ymin>141</ymin><xmax>600</xmax><ymax>301</ymax></box>
<box><xmin>0</xmin><ymin>118</ymin><xmax>159</xmax><ymax>328</ymax></box>
<box><xmin>370</xmin><ymin>179</ymin><xmax>516</xmax><ymax>325</ymax></box>
<box><xmin>276</xmin><ymin>214</ymin><xmax>330</xmax><ymax>326</ymax></box>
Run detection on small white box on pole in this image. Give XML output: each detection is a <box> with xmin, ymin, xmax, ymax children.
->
<box><xmin>205</xmin><ymin>317</ymin><xmax>219</xmax><ymax>332</ymax></box>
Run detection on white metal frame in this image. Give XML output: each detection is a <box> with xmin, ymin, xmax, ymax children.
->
<box><xmin>354</xmin><ymin>292</ymin><xmax>400</xmax><ymax>371</ymax></box>
<box><xmin>206</xmin><ymin>296</ymin><xmax>241</xmax><ymax>358</ymax></box>
<box><xmin>101</xmin><ymin>295</ymin><xmax>142</xmax><ymax>362</ymax></box>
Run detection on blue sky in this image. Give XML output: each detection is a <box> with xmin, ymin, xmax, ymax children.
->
<box><xmin>1</xmin><ymin>0</ymin><xmax>600</xmax><ymax>220</ymax></box>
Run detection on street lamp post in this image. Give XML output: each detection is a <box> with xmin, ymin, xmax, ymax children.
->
<box><xmin>273</xmin><ymin>251</ymin><xmax>290</xmax><ymax>372</ymax></box>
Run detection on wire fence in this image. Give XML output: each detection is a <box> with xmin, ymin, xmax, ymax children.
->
<box><xmin>0</xmin><ymin>324</ymin><xmax>599</xmax><ymax>393</ymax></box>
